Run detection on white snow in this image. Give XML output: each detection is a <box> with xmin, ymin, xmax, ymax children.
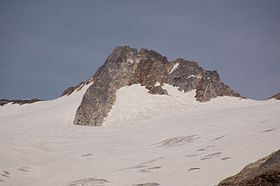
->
<box><xmin>127</xmin><ymin>58</ymin><xmax>134</xmax><ymax>63</ymax></box>
<box><xmin>154</xmin><ymin>82</ymin><xmax>161</xmax><ymax>86</ymax></box>
<box><xmin>169</xmin><ymin>63</ymin><xmax>179</xmax><ymax>74</ymax></box>
<box><xmin>187</xmin><ymin>74</ymin><xmax>201</xmax><ymax>79</ymax></box>
<box><xmin>0</xmin><ymin>84</ymin><xmax>280</xmax><ymax>186</ymax></box>
<box><xmin>104</xmin><ymin>84</ymin><xmax>198</xmax><ymax>126</ymax></box>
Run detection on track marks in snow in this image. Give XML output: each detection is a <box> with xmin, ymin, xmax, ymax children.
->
<box><xmin>188</xmin><ymin>167</ymin><xmax>201</xmax><ymax>171</ymax></box>
<box><xmin>212</xmin><ymin>135</ymin><xmax>226</xmax><ymax>141</ymax></box>
<box><xmin>0</xmin><ymin>166</ymin><xmax>32</xmax><ymax>184</ymax></box>
<box><xmin>133</xmin><ymin>183</ymin><xmax>160</xmax><ymax>186</ymax></box>
<box><xmin>262</xmin><ymin>128</ymin><xmax>276</xmax><ymax>133</ymax></box>
<box><xmin>258</xmin><ymin>119</ymin><xmax>270</xmax><ymax>124</ymax></box>
<box><xmin>66</xmin><ymin>177</ymin><xmax>111</xmax><ymax>186</ymax></box>
<box><xmin>0</xmin><ymin>171</ymin><xmax>9</xmax><ymax>178</ymax></box>
<box><xmin>0</xmin><ymin>174</ymin><xmax>9</xmax><ymax>178</ymax></box>
<box><xmin>139</xmin><ymin>166</ymin><xmax>162</xmax><ymax>173</ymax></box>
<box><xmin>18</xmin><ymin>167</ymin><xmax>30</xmax><ymax>172</ymax></box>
<box><xmin>2</xmin><ymin>171</ymin><xmax>9</xmax><ymax>176</ymax></box>
<box><xmin>197</xmin><ymin>145</ymin><xmax>215</xmax><ymax>152</ymax></box>
<box><xmin>0</xmin><ymin>170</ymin><xmax>10</xmax><ymax>183</ymax></box>
<box><xmin>120</xmin><ymin>157</ymin><xmax>164</xmax><ymax>174</ymax></box>
<box><xmin>200</xmin><ymin>152</ymin><xmax>222</xmax><ymax>160</ymax></box>
<box><xmin>221</xmin><ymin>157</ymin><xmax>232</xmax><ymax>161</ymax></box>
<box><xmin>81</xmin><ymin>153</ymin><xmax>93</xmax><ymax>157</ymax></box>
<box><xmin>150</xmin><ymin>135</ymin><xmax>200</xmax><ymax>148</ymax></box>
<box><xmin>184</xmin><ymin>154</ymin><xmax>198</xmax><ymax>158</ymax></box>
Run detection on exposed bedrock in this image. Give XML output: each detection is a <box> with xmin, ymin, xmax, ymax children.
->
<box><xmin>218</xmin><ymin>150</ymin><xmax>280</xmax><ymax>186</ymax></box>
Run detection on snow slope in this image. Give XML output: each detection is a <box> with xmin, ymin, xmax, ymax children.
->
<box><xmin>0</xmin><ymin>84</ymin><xmax>279</xmax><ymax>186</ymax></box>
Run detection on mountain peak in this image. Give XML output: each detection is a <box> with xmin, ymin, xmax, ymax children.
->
<box><xmin>73</xmin><ymin>46</ymin><xmax>241</xmax><ymax>126</ymax></box>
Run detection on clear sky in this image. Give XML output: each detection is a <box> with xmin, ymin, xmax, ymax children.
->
<box><xmin>0</xmin><ymin>0</ymin><xmax>279</xmax><ymax>100</ymax></box>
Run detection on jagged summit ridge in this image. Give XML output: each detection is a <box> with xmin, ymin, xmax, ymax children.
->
<box><xmin>73</xmin><ymin>46</ymin><xmax>240</xmax><ymax>126</ymax></box>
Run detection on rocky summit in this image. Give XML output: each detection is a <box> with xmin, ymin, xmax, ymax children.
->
<box><xmin>72</xmin><ymin>46</ymin><xmax>240</xmax><ymax>126</ymax></box>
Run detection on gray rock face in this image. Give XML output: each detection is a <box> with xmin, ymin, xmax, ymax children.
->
<box><xmin>148</xmin><ymin>86</ymin><xmax>168</xmax><ymax>95</ymax></box>
<box><xmin>218</xmin><ymin>150</ymin><xmax>280</xmax><ymax>186</ymax></box>
<box><xmin>73</xmin><ymin>46</ymin><xmax>241</xmax><ymax>126</ymax></box>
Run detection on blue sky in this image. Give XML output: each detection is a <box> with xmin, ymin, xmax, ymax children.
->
<box><xmin>0</xmin><ymin>0</ymin><xmax>279</xmax><ymax>100</ymax></box>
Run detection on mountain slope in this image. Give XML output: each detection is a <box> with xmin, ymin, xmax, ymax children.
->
<box><xmin>0</xmin><ymin>82</ymin><xmax>279</xmax><ymax>186</ymax></box>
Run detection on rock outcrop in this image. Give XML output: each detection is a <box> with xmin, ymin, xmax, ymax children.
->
<box><xmin>73</xmin><ymin>46</ymin><xmax>240</xmax><ymax>126</ymax></box>
<box><xmin>61</xmin><ymin>81</ymin><xmax>86</xmax><ymax>96</ymax></box>
<box><xmin>269</xmin><ymin>92</ymin><xmax>280</xmax><ymax>100</ymax></box>
<box><xmin>218</xmin><ymin>150</ymin><xmax>280</xmax><ymax>186</ymax></box>
<box><xmin>0</xmin><ymin>98</ymin><xmax>41</xmax><ymax>106</ymax></box>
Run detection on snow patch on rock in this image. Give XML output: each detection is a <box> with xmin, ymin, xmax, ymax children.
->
<box><xmin>169</xmin><ymin>63</ymin><xmax>180</xmax><ymax>74</ymax></box>
<box><xmin>127</xmin><ymin>58</ymin><xmax>134</xmax><ymax>63</ymax></box>
<box><xmin>154</xmin><ymin>82</ymin><xmax>161</xmax><ymax>86</ymax></box>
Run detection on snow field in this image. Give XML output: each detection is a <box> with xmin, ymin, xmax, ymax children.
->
<box><xmin>0</xmin><ymin>84</ymin><xmax>279</xmax><ymax>186</ymax></box>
